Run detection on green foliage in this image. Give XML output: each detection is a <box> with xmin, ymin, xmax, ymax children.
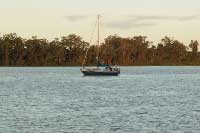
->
<box><xmin>189</xmin><ymin>40</ymin><xmax>199</xmax><ymax>58</ymax></box>
<box><xmin>0</xmin><ymin>33</ymin><xmax>199</xmax><ymax>66</ymax></box>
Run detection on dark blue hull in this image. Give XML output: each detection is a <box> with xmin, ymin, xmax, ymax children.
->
<box><xmin>81</xmin><ymin>71</ymin><xmax>120</xmax><ymax>76</ymax></box>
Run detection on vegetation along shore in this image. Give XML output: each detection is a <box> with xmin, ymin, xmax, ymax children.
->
<box><xmin>0</xmin><ymin>33</ymin><xmax>199</xmax><ymax>66</ymax></box>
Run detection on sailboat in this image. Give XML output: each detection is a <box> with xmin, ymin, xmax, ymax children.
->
<box><xmin>80</xmin><ymin>15</ymin><xmax>120</xmax><ymax>76</ymax></box>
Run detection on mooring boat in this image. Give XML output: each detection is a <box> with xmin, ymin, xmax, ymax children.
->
<box><xmin>81</xmin><ymin>65</ymin><xmax>120</xmax><ymax>76</ymax></box>
<box><xmin>80</xmin><ymin>15</ymin><xmax>120</xmax><ymax>76</ymax></box>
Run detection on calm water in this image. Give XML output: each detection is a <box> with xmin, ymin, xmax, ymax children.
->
<box><xmin>0</xmin><ymin>67</ymin><xmax>200</xmax><ymax>133</ymax></box>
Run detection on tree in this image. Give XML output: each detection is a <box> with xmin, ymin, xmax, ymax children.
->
<box><xmin>60</xmin><ymin>34</ymin><xmax>89</xmax><ymax>65</ymax></box>
<box><xmin>0</xmin><ymin>33</ymin><xmax>199</xmax><ymax>66</ymax></box>
<box><xmin>189</xmin><ymin>40</ymin><xmax>199</xmax><ymax>58</ymax></box>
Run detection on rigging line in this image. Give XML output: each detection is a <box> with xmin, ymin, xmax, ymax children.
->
<box><xmin>82</xmin><ymin>18</ymin><xmax>98</xmax><ymax>67</ymax></box>
<box><xmin>89</xmin><ymin>19</ymin><xmax>98</xmax><ymax>44</ymax></box>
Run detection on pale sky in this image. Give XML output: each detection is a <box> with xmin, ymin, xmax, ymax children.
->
<box><xmin>0</xmin><ymin>0</ymin><xmax>200</xmax><ymax>45</ymax></box>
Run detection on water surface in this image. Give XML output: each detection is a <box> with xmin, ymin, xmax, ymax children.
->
<box><xmin>0</xmin><ymin>67</ymin><xmax>200</xmax><ymax>132</ymax></box>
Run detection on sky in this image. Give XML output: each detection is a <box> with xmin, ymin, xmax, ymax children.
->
<box><xmin>0</xmin><ymin>0</ymin><xmax>200</xmax><ymax>45</ymax></box>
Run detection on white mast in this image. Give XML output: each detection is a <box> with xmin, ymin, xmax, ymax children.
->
<box><xmin>97</xmin><ymin>14</ymin><xmax>100</xmax><ymax>46</ymax></box>
<box><xmin>96</xmin><ymin>14</ymin><xmax>100</xmax><ymax>64</ymax></box>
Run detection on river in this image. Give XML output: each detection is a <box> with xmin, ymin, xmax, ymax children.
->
<box><xmin>0</xmin><ymin>67</ymin><xmax>200</xmax><ymax>132</ymax></box>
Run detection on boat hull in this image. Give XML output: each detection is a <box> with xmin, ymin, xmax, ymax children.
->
<box><xmin>81</xmin><ymin>70</ymin><xmax>120</xmax><ymax>76</ymax></box>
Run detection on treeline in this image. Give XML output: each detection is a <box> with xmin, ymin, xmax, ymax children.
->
<box><xmin>0</xmin><ymin>33</ymin><xmax>199</xmax><ymax>66</ymax></box>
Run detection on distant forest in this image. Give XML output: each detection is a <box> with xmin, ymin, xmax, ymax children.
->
<box><xmin>0</xmin><ymin>33</ymin><xmax>199</xmax><ymax>66</ymax></box>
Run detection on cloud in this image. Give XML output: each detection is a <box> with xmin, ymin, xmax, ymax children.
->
<box><xmin>65</xmin><ymin>15</ymin><xmax>88</xmax><ymax>22</ymax></box>
<box><xmin>106</xmin><ymin>20</ymin><xmax>156</xmax><ymax>29</ymax></box>
<box><xmin>176</xmin><ymin>15</ymin><xmax>200</xmax><ymax>21</ymax></box>
<box><xmin>128</xmin><ymin>14</ymin><xmax>200</xmax><ymax>21</ymax></box>
<box><xmin>106</xmin><ymin>14</ymin><xmax>200</xmax><ymax>30</ymax></box>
